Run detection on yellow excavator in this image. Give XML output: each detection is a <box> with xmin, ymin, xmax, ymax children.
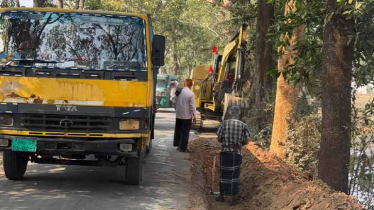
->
<box><xmin>191</xmin><ymin>24</ymin><xmax>250</xmax><ymax>120</ymax></box>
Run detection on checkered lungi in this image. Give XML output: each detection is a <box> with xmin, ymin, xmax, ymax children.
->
<box><xmin>220</xmin><ymin>151</ymin><xmax>242</xmax><ymax>195</ymax></box>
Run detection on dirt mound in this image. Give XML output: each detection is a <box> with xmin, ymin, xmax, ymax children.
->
<box><xmin>189</xmin><ymin>137</ymin><xmax>364</xmax><ymax>210</ymax></box>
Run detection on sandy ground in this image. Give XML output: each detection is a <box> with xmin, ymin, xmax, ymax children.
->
<box><xmin>189</xmin><ymin>137</ymin><xmax>364</xmax><ymax>210</ymax></box>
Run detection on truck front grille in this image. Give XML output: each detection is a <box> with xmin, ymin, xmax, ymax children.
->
<box><xmin>20</xmin><ymin>114</ymin><xmax>112</xmax><ymax>132</ymax></box>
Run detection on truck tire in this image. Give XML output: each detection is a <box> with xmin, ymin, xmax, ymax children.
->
<box><xmin>3</xmin><ymin>151</ymin><xmax>28</xmax><ymax>180</ymax></box>
<box><xmin>146</xmin><ymin>139</ymin><xmax>152</xmax><ymax>155</ymax></box>
<box><xmin>125</xmin><ymin>153</ymin><xmax>144</xmax><ymax>185</ymax></box>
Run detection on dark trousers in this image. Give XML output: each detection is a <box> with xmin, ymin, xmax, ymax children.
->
<box><xmin>173</xmin><ymin>118</ymin><xmax>192</xmax><ymax>151</ymax></box>
<box><xmin>220</xmin><ymin>151</ymin><xmax>242</xmax><ymax>195</ymax></box>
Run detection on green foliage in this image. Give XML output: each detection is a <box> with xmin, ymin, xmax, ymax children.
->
<box><xmin>268</xmin><ymin>0</ymin><xmax>324</xmax><ymax>98</ymax></box>
<box><xmin>350</xmin><ymin>95</ymin><xmax>374</xmax><ymax>209</ymax></box>
<box><xmin>242</xmin><ymin>97</ymin><xmax>274</xmax><ymax>149</ymax></box>
<box><xmin>285</xmin><ymin>113</ymin><xmax>321</xmax><ymax>179</ymax></box>
<box><xmin>0</xmin><ymin>0</ymin><xmax>18</xmax><ymax>7</ymax></box>
<box><xmin>267</xmin><ymin>0</ymin><xmax>374</xmax><ymax>92</ymax></box>
<box><xmin>85</xmin><ymin>0</ymin><xmax>103</xmax><ymax>10</ymax></box>
<box><xmin>82</xmin><ymin>0</ymin><xmax>231</xmax><ymax>78</ymax></box>
<box><xmin>352</xmin><ymin>1</ymin><xmax>374</xmax><ymax>87</ymax></box>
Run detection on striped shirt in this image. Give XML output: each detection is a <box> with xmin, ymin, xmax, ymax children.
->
<box><xmin>216</xmin><ymin>119</ymin><xmax>250</xmax><ymax>155</ymax></box>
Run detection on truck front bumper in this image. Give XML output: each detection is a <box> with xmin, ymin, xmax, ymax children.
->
<box><xmin>0</xmin><ymin>135</ymin><xmax>138</xmax><ymax>157</ymax></box>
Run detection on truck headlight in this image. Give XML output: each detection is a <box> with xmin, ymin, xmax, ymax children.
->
<box><xmin>119</xmin><ymin>143</ymin><xmax>133</xmax><ymax>152</ymax></box>
<box><xmin>119</xmin><ymin>119</ymin><xmax>139</xmax><ymax>130</ymax></box>
<box><xmin>0</xmin><ymin>115</ymin><xmax>13</xmax><ymax>127</ymax></box>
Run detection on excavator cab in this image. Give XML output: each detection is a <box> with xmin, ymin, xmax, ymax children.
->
<box><xmin>204</xmin><ymin>24</ymin><xmax>249</xmax><ymax>114</ymax></box>
<box><xmin>191</xmin><ymin>24</ymin><xmax>250</xmax><ymax>120</ymax></box>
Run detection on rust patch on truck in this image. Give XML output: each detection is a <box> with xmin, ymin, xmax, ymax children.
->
<box><xmin>33</xmin><ymin>97</ymin><xmax>43</xmax><ymax>104</ymax></box>
<box><xmin>6</xmin><ymin>92</ymin><xmax>27</xmax><ymax>99</ymax></box>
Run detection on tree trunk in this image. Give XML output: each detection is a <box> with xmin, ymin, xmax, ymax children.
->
<box><xmin>318</xmin><ymin>0</ymin><xmax>354</xmax><ymax>194</ymax></box>
<box><xmin>254</xmin><ymin>0</ymin><xmax>274</xmax><ymax>126</ymax></box>
<box><xmin>15</xmin><ymin>0</ymin><xmax>20</xmax><ymax>7</ymax></box>
<box><xmin>171</xmin><ymin>37</ymin><xmax>180</xmax><ymax>76</ymax></box>
<box><xmin>78</xmin><ymin>0</ymin><xmax>85</xmax><ymax>10</ymax></box>
<box><xmin>33</xmin><ymin>0</ymin><xmax>46</xmax><ymax>7</ymax></box>
<box><xmin>1</xmin><ymin>0</ymin><xmax>8</xmax><ymax>7</ymax></box>
<box><xmin>56</xmin><ymin>0</ymin><xmax>63</xmax><ymax>8</ymax></box>
<box><xmin>270</xmin><ymin>0</ymin><xmax>303</xmax><ymax>158</ymax></box>
<box><xmin>187</xmin><ymin>61</ymin><xmax>193</xmax><ymax>78</ymax></box>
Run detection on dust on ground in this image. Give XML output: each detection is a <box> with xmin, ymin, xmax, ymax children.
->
<box><xmin>189</xmin><ymin>137</ymin><xmax>364</xmax><ymax>210</ymax></box>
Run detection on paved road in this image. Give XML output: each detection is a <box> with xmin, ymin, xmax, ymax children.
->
<box><xmin>0</xmin><ymin>108</ymin><xmax>196</xmax><ymax>210</ymax></box>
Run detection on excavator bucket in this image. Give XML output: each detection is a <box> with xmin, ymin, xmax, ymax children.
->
<box><xmin>222</xmin><ymin>93</ymin><xmax>250</xmax><ymax>120</ymax></box>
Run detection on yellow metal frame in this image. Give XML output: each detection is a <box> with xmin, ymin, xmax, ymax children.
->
<box><xmin>0</xmin><ymin>7</ymin><xmax>153</xmax><ymax>107</ymax></box>
<box><xmin>190</xmin><ymin>65</ymin><xmax>210</xmax><ymax>108</ymax></box>
<box><xmin>0</xmin><ymin>8</ymin><xmax>154</xmax><ymax>144</ymax></box>
<box><xmin>212</xmin><ymin>26</ymin><xmax>248</xmax><ymax>112</ymax></box>
<box><xmin>190</xmin><ymin>26</ymin><xmax>248</xmax><ymax>112</ymax></box>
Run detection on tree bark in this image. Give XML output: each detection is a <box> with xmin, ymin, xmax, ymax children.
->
<box><xmin>171</xmin><ymin>37</ymin><xmax>180</xmax><ymax>76</ymax></box>
<box><xmin>33</xmin><ymin>0</ymin><xmax>46</xmax><ymax>7</ymax></box>
<box><xmin>78</xmin><ymin>0</ymin><xmax>85</xmax><ymax>10</ymax></box>
<box><xmin>318</xmin><ymin>0</ymin><xmax>354</xmax><ymax>194</ymax></box>
<box><xmin>56</xmin><ymin>0</ymin><xmax>63</xmax><ymax>8</ymax></box>
<box><xmin>1</xmin><ymin>0</ymin><xmax>8</xmax><ymax>7</ymax></box>
<box><xmin>76</xmin><ymin>0</ymin><xmax>84</xmax><ymax>10</ymax></box>
<box><xmin>270</xmin><ymin>0</ymin><xmax>303</xmax><ymax>158</ymax></box>
<box><xmin>254</xmin><ymin>0</ymin><xmax>274</xmax><ymax>126</ymax></box>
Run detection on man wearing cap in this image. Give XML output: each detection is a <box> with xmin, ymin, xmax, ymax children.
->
<box><xmin>173</xmin><ymin>79</ymin><xmax>196</xmax><ymax>152</ymax></box>
<box><xmin>215</xmin><ymin>106</ymin><xmax>250</xmax><ymax>205</ymax></box>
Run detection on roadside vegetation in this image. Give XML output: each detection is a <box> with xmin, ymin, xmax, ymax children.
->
<box><xmin>1</xmin><ymin>0</ymin><xmax>373</xmax><ymax>208</ymax></box>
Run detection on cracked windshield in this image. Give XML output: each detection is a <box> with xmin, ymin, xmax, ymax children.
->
<box><xmin>0</xmin><ymin>12</ymin><xmax>146</xmax><ymax>70</ymax></box>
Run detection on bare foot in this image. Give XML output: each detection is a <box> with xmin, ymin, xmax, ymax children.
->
<box><xmin>230</xmin><ymin>196</ymin><xmax>239</xmax><ymax>206</ymax></box>
<box><xmin>215</xmin><ymin>194</ymin><xmax>225</xmax><ymax>202</ymax></box>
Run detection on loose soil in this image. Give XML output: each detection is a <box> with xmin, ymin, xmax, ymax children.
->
<box><xmin>189</xmin><ymin>136</ymin><xmax>364</xmax><ymax>210</ymax></box>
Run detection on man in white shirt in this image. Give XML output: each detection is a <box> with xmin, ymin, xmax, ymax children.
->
<box><xmin>173</xmin><ymin>79</ymin><xmax>196</xmax><ymax>152</ymax></box>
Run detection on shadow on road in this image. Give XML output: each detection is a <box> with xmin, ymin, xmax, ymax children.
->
<box><xmin>156</xmin><ymin>108</ymin><xmax>176</xmax><ymax>113</ymax></box>
<box><xmin>0</xmin><ymin>110</ymin><xmax>193</xmax><ymax>210</ymax></box>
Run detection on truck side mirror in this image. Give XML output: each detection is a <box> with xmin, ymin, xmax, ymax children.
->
<box><xmin>152</xmin><ymin>35</ymin><xmax>166</xmax><ymax>66</ymax></box>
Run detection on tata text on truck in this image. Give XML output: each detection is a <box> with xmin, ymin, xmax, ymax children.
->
<box><xmin>0</xmin><ymin>8</ymin><xmax>165</xmax><ymax>185</ymax></box>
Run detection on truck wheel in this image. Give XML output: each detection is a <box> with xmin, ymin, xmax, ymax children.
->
<box><xmin>146</xmin><ymin>139</ymin><xmax>152</xmax><ymax>155</ymax></box>
<box><xmin>125</xmin><ymin>153</ymin><xmax>144</xmax><ymax>185</ymax></box>
<box><xmin>3</xmin><ymin>151</ymin><xmax>28</xmax><ymax>180</ymax></box>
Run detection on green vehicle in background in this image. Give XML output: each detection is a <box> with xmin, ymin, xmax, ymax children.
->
<box><xmin>156</xmin><ymin>74</ymin><xmax>179</xmax><ymax>108</ymax></box>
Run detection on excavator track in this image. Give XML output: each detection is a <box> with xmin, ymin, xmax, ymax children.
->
<box><xmin>197</xmin><ymin>108</ymin><xmax>222</xmax><ymax>133</ymax></box>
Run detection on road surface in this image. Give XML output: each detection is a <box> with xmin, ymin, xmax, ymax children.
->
<box><xmin>0</xmin><ymin>108</ymin><xmax>196</xmax><ymax>210</ymax></box>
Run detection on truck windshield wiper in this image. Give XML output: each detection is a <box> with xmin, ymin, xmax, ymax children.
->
<box><xmin>2</xmin><ymin>59</ymin><xmax>59</xmax><ymax>69</ymax></box>
<box><xmin>14</xmin><ymin>59</ymin><xmax>59</xmax><ymax>64</ymax></box>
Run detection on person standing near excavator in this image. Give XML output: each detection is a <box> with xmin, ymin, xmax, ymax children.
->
<box><xmin>215</xmin><ymin>106</ymin><xmax>250</xmax><ymax>205</ymax></box>
<box><xmin>173</xmin><ymin>79</ymin><xmax>196</xmax><ymax>152</ymax></box>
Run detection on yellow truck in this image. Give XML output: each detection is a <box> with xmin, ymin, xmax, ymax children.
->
<box><xmin>0</xmin><ymin>8</ymin><xmax>165</xmax><ymax>185</ymax></box>
<box><xmin>191</xmin><ymin>25</ymin><xmax>249</xmax><ymax>117</ymax></box>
